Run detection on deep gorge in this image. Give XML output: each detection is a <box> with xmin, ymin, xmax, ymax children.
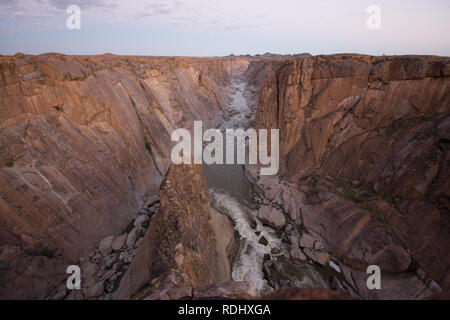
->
<box><xmin>0</xmin><ymin>53</ymin><xmax>448</xmax><ymax>299</ymax></box>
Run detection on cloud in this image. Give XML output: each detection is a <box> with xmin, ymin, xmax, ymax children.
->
<box><xmin>0</xmin><ymin>0</ymin><xmax>271</xmax><ymax>32</ymax></box>
<box><xmin>0</xmin><ymin>0</ymin><xmax>57</xmax><ymax>19</ymax></box>
<box><xmin>139</xmin><ymin>0</ymin><xmax>269</xmax><ymax>31</ymax></box>
<box><xmin>0</xmin><ymin>0</ymin><xmax>117</xmax><ymax>19</ymax></box>
<box><xmin>45</xmin><ymin>0</ymin><xmax>117</xmax><ymax>10</ymax></box>
<box><xmin>135</xmin><ymin>0</ymin><xmax>183</xmax><ymax>18</ymax></box>
<box><xmin>345</xmin><ymin>11</ymin><xmax>368</xmax><ymax>18</ymax></box>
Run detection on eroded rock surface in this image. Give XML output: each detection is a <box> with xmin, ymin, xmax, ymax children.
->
<box><xmin>0</xmin><ymin>53</ymin><xmax>235</xmax><ymax>299</ymax></box>
<box><xmin>1</xmin><ymin>53</ymin><xmax>448</xmax><ymax>300</ymax></box>
<box><xmin>113</xmin><ymin>164</ymin><xmax>235</xmax><ymax>300</ymax></box>
<box><xmin>251</xmin><ymin>54</ymin><xmax>450</xmax><ymax>299</ymax></box>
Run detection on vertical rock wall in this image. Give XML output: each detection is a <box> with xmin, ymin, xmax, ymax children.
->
<box><xmin>0</xmin><ymin>54</ymin><xmax>234</xmax><ymax>299</ymax></box>
<box><xmin>253</xmin><ymin>55</ymin><xmax>450</xmax><ymax>298</ymax></box>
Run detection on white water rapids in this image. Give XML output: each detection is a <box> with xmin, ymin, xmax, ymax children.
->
<box><xmin>204</xmin><ymin>78</ymin><xmax>281</xmax><ymax>294</ymax></box>
<box><xmin>209</xmin><ymin>189</ymin><xmax>282</xmax><ymax>294</ymax></box>
<box><xmin>204</xmin><ymin>77</ymin><xmax>332</xmax><ymax>295</ymax></box>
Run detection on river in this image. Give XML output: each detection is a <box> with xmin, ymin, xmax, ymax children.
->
<box><xmin>203</xmin><ymin>78</ymin><xmax>283</xmax><ymax>294</ymax></box>
<box><xmin>203</xmin><ymin>77</ymin><xmax>333</xmax><ymax>295</ymax></box>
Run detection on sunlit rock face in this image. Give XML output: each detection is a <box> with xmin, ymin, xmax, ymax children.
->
<box><xmin>0</xmin><ymin>53</ymin><xmax>235</xmax><ymax>299</ymax></box>
<box><xmin>253</xmin><ymin>54</ymin><xmax>450</xmax><ymax>297</ymax></box>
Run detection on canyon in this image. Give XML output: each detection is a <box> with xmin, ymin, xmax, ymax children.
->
<box><xmin>0</xmin><ymin>52</ymin><xmax>448</xmax><ymax>300</ymax></box>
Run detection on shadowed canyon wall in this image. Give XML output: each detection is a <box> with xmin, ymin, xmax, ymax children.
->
<box><xmin>254</xmin><ymin>54</ymin><xmax>450</xmax><ymax>297</ymax></box>
<box><xmin>0</xmin><ymin>53</ymin><xmax>232</xmax><ymax>299</ymax></box>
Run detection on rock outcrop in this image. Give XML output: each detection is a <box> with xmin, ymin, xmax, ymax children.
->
<box><xmin>257</xmin><ymin>206</ymin><xmax>286</xmax><ymax>229</ymax></box>
<box><xmin>48</xmin><ymin>199</ymin><xmax>161</xmax><ymax>300</ymax></box>
<box><xmin>113</xmin><ymin>164</ymin><xmax>235</xmax><ymax>300</ymax></box>
<box><xmin>252</xmin><ymin>54</ymin><xmax>450</xmax><ymax>299</ymax></box>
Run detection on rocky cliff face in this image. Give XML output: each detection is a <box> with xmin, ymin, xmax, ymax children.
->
<box><xmin>1</xmin><ymin>52</ymin><xmax>448</xmax><ymax>300</ymax></box>
<box><xmin>0</xmin><ymin>53</ymin><xmax>234</xmax><ymax>299</ymax></box>
<box><xmin>253</xmin><ymin>54</ymin><xmax>450</xmax><ymax>298</ymax></box>
<box><xmin>113</xmin><ymin>164</ymin><xmax>236</xmax><ymax>300</ymax></box>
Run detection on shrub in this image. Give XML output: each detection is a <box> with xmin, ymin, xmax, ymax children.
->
<box><xmin>145</xmin><ymin>139</ymin><xmax>152</xmax><ymax>153</ymax></box>
<box><xmin>5</xmin><ymin>159</ymin><xmax>14</xmax><ymax>168</ymax></box>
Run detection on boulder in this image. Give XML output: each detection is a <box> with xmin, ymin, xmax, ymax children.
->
<box><xmin>287</xmin><ymin>199</ymin><xmax>301</xmax><ymax>221</ymax></box>
<box><xmin>318</xmin><ymin>191</ymin><xmax>334</xmax><ymax>202</ymax></box>
<box><xmin>257</xmin><ymin>206</ymin><xmax>286</xmax><ymax>229</ymax></box>
<box><xmin>126</xmin><ymin>228</ymin><xmax>138</xmax><ymax>249</ymax></box>
<box><xmin>299</xmin><ymin>234</ymin><xmax>316</xmax><ymax>249</ymax></box>
<box><xmin>52</xmin><ymin>285</ymin><xmax>68</xmax><ymax>300</ymax></box>
<box><xmin>258</xmin><ymin>175</ymin><xmax>279</xmax><ymax>190</ymax></box>
<box><xmin>290</xmin><ymin>247</ymin><xmax>307</xmax><ymax>264</ymax></box>
<box><xmin>284</xmin><ymin>224</ymin><xmax>293</xmax><ymax>234</ymax></box>
<box><xmin>281</xmin><ymin>186</ymin><xmax>291</xmax><ymax>203</ymax></box>
<box><xmin>314</xmin><ymin>241</ymin><xmax>325</xmax><ymax>250</ymax></box>
<box><xmin>264</xmin><ymin>188</ymin><xmax>281</xmax><ymax>201</ymax></box>
<box><xmin>100</xmin><ymin>266</ymin><xmax>118</xmax><ymax>281</ymax></box>
<box><xmin>304</xmin><ymin>249</ymin><xmax>330</xmax><ymax>265</ymax></box>
<box><xmin>133</xmin><ymin>215</ymin><xmax>149</xmax><ymax>228</ymax></box>
<box><xmin>112</xmin><ymin>234</ymin><xmax>127</xmax><ymax>251</ymax></box>
<box><xmin>288</xmin><ymin>235</ymin><xmax>299</xmax><ymax>246</ymax></box>
<box><xmin>271</xmin><ymin>247</ymin><xmax>282</xmax><ymax>255</ymax></box>
<box><xmin>104</xmin><ymin>254</ymin><xmax>118</xmax><ymax>269</ymax></box>
<box><xmin>86</xmin><ymin>281</ymin><xmax>104</xmax><ymax>298</ymax></box>
<box><xmin>99</xmin><ymin>236</ymin><xmax>115</xmax><ymax>254</ymax></box>
<box><xmin>81</xmin><ymin>261</ymin><xmax>98</xmax><ymax>288</ymax></box>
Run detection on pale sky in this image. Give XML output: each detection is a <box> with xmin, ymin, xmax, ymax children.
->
<box><xmin>0</xmin><ymin>0</ymin><xmax>449</xmax><ymax>56</ymax></box>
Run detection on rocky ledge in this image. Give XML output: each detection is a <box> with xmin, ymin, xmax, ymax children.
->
<box><xmin>246</xmin><ymin>162</ymin><xmax>443</xmax><ymax>299</ymax></box>
<box><xmin>48</xmin><ymin>197</ymin><xmax>160</xmax><ymax>300</ymax></box>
